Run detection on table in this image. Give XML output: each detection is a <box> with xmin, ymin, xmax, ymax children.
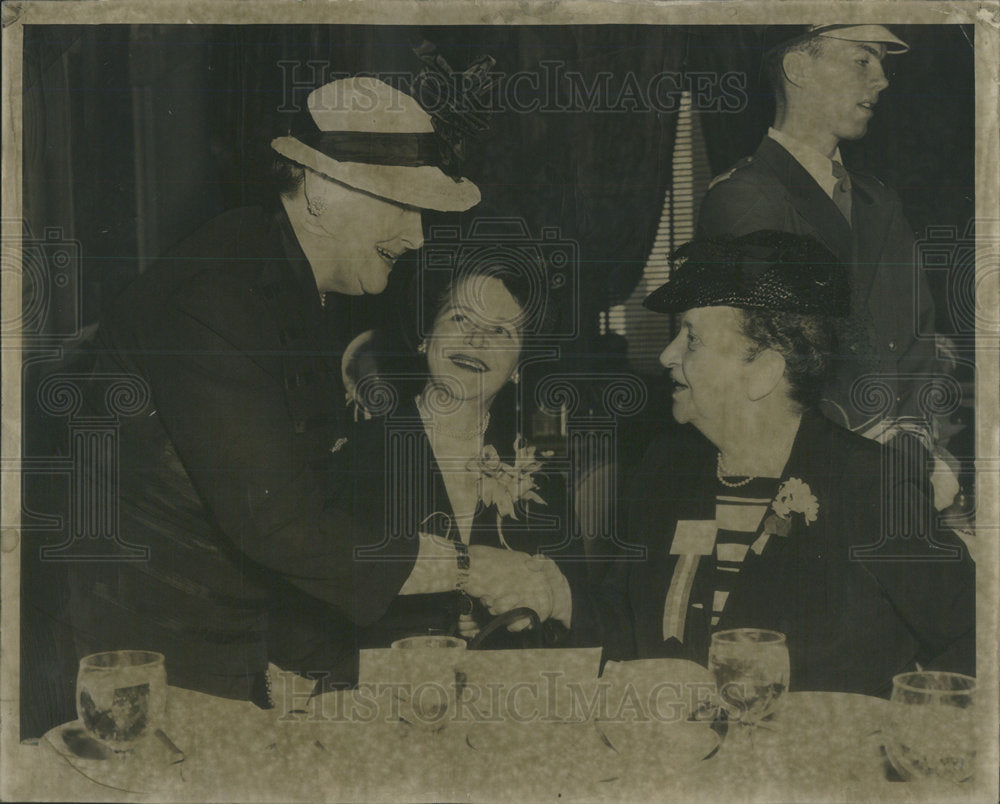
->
<box><xmin>7</xmin><ymin>661</ymin><xmax>991</xmax><ymax>802</ymax></box>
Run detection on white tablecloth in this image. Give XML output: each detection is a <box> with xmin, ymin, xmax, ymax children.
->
<box><xmin>9</xmin><ymin>662</ymin><xmax>991</xmax><ymax>802</ymax></box>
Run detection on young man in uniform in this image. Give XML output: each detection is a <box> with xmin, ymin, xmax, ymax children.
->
<box><xmin>697</xmin><ymin>26</ymin><xmax>957</xmax><ymax>507</ymax></box>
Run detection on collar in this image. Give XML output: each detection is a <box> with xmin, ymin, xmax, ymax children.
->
<box><xmin>768</xmin><ymin>128</ymin><xmax>844</xmax><ymax>200</ymax></box>
<box><xmin>697</xmin><ymin>410</ymin><xmax>830</xmax><ymax>493</ymax></box>
<box><xmin>279</xmin><ymin>191</ymin><xmax>348</xmax><ymax>299</ymax></box>
<box><xmin>773</xmin><ymin>408</ymin><xmax>851</xmax><ymax>494</ymax></box>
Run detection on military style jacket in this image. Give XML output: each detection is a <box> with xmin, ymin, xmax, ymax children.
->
<box><xmin>698</xmin><ymin>137</ymin><xmax>944</xmax><ymax>435</ymax></box>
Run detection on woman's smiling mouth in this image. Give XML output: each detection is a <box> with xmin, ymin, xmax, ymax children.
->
<box><xmin>448</xmin><ymin>353</ymin><xmax>488</xmax><ymax>373</ymax></box>
<box><xmin>375</xmin><ymin>245</ymin><xmax>399</xmax><ymax>266</ymax></box>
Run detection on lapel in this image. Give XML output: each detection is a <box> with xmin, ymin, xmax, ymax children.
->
<box><xmin>678</xmin><ymin>466</ymin><xmax>719</xmax><ymax>645</ymax></box>
<box><xmin>415</xmin><ymin>409</ymin><xmax>460</xmax><ymax>535</ymax></box>
<box><xmin>373</xmin><ymin>398</ymin><xmax>459</xmax><ymax>540</ymax></box>
<box><xmin>649</xmin><ymin>429</ymin><xmax>717</xmax><ymax>646</ymax></box>
<box><xmin>655</xmin><ymin>426</ymin><xmax>718</xmax><ymax>536</ymax></box>
<box><xmin>754</xmin><ymin>138</ymin><xmax>854</xmax><ymax>265</ymax></box>
<box><xmin>273</xmin><ymin>206</ymin><xmax>330</xmax><ymax>356</ymax></box>
<box><xmin>718</xmin><ymin>411</ymin><xmax>849</xmax><ymax>629</ymax></box>
<box><xmin>676</xmin><ymin>449</ymin><xmax>718</xmax><ymax>523</ymax></box>
<box><xmin>843</xmin><ymin>174</ymin><xmax>885</xmax><ymax>313</ymax></box>
<box><xmin>251</xmin><ymin>210</ymin><xmax>340</xmax><ymax>442</ymax></box>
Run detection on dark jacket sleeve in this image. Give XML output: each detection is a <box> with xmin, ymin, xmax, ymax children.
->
<box><xmin>859</xmin><ymin>443</ymin><xmax>976</xmax><ymax>675</ymax></box>
<box><xmin>570</xmin><ymin>555</ymin><xmax>638</xmax><ymax>661</ymax></box>
<box><xmin>135</xmin><ymin>269</ymin><xmax>418</xmax><ymax>626</ymax></box>
<box><xmin>567</xmin><ymin>455</ymin><xmax>652</xmax><ymax>661</ymax></box>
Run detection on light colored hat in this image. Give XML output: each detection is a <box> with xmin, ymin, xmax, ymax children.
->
<box><xmin>271</xmin><ymin>77</ymin><xmax>481</xmax><ymax>212</ymax></box>
<box><xmin>765</xmin><ymin>24</ymin><xmax>910</xmax><ymax>56</ymax></box>
<box><xmin>809</xmin><ymin>24</ymin><xmax>909</xmax><ymax>54</ymax></box>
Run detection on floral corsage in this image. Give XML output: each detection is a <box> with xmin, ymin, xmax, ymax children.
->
<box><xmin>755</xmin><ymin>478</ymin><xmax>819</xmax><ymax>552</ymax></box>
<box><xmin>467</xmin><ymin>437</ymin><xmax>552</xmax><ymax>549</ymax></box>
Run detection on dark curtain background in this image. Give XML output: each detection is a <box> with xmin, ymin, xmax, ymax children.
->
<box><xmin>18</xmin><ymin>24</ymin><xmax>975</xmax><ymax>739</ymax></box>
<box><xmin>22</xmin><ymin>24</ymin><xmax>685</xmax><ymax>338</ymax></box>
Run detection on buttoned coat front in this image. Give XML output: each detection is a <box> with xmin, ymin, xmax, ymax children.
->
<box><xmin>66</xmin><ymin>206</ymin><xmax>419</xmax><ymax>702</ymax></box>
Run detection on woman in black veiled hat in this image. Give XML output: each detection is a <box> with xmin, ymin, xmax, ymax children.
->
<box><xmin>566</xmin><ymin>230</ymin><xmax>972</xmax><ymax>696</ymax></box>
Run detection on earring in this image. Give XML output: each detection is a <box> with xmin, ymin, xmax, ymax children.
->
<box><xmin>417</xmin><ymin>341</ymin><xmax>428</xmax><ymax>354</ymax></box>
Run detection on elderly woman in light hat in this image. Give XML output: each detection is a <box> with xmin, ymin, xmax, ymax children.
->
<box><xmin>270</xmin><ymin>77</ymin><xmax>481</xmax><ymax>296</ymax></box>
<box><xmin>526</xmin><ymin>230</ymin><xmax>973</xmax><ymax>697</ymax></box>
<box><xmin>66</xmin><ymin>74</ymin><xmax>551</xmax><ymax>705</ymax></box>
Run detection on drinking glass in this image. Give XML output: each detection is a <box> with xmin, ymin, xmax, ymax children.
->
<box><xmin>884</xmin><ymin>671</ymin><xmax>977</xmax><ymax>784</ymax></box>
<box><xmin>76</xmin><ymin>650</ymin><xmax>167</xmax><ymax>754</ymax></box>
<box><xmin>708</xmin><ymin>629</ymin><xmax>790</xmax><ymax>751</ymax></box>
<box><xmin>389</xmin><ymin>634</ymin><xmax>467</xmax><ymax>731</ymax></box>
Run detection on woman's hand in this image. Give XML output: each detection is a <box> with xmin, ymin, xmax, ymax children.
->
<box><xmin>457</xmin><ymin>613</ymin><xmax>481</xmax><ymax>638</ymax></box>
<box><xmin>464</xmin><ymin>546</ymin><xmax>556</xmax><ymax>626</ymax></box>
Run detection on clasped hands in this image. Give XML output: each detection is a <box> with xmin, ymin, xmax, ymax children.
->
<box><xmin>464</xmin><ymin>545</ymin><xmax>571</xmax><ymax>632</ymax></box>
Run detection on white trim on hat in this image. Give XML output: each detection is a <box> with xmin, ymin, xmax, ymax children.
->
<box><xmin>271</xmin><ymin>135</ymin><xmax>480</xmax><ymax>212</ymax></box>
<box><xmin>811</xmin><ymin>24</ymin><xmax>910</xmax><ymax>54</ymax></box>
<box><xmin>270</xmin><ymin>77</ymin><xmax>481</xmax><ymax>212</ymax></box>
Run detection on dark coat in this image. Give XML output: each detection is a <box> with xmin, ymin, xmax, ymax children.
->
<box><xmin>67</xmin><ymin>206</ymin><xmax>419</xmax><ymax>703</ymax></box>
<box><xmin>334</xmin><ymin>394</ymin><xmax>577</xmax><ymax>658</ymax></box>
<box><xmin>578</xmin><ymin>411</ymin><xmax>975</xmax><ymax>697</ymax></box>
<box><xmin>698</xmin><ymin>137</ymin><xmax>943</xmax><ymax>434</ymax></box>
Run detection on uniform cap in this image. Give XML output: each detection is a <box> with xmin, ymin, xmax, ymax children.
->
<box><xmin>763</xmin><ymin>24</ymin><xmax>909</xmax><ymax>56</ymax></box>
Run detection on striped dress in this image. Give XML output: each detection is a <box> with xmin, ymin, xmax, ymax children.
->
<box><xmin>711</xmin><ymin>476</ymin><xmax>780</xmax><ymax>627</ymax></box>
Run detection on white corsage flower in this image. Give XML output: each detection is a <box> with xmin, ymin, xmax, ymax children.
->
<box><xmin>468</xmin><ymin>436</ymin><xmax>552</xmax><ymax>549</ymax></box>
<box><xmin>771</xmin><ymin>477</ymin><xmax>819</xmax><ymax>524</ymax></box>
<box><xmin>752</xmin><ymin>478</ymin><xmax>819</xmax><ymax>554</ymax></box>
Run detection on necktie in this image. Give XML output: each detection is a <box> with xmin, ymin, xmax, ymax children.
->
<box><xmin>831</xmin><ymin>161</ymin><xmax>853</xmax><ymax>225</ymax></box>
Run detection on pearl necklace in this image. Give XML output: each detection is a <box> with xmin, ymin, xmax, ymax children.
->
<box><xmin>416</xmin><ymin>395</ymin><xmax>490</xmax><ymax>441</ymax></box>
<box><xmin>716</xmin><ymin>453</ymin><xmax>755</xmax><ymax>488</ymax></box>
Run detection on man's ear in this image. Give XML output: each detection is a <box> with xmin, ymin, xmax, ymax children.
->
<box><xmin>747</xmin><ymin>349</ymin><xmax>787</xmax><ymax>401</ymax></box>
<box><xmin>781</xmin><ymin>49</ymin><xmax>810</xmax><ymax>89</ymax></box>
